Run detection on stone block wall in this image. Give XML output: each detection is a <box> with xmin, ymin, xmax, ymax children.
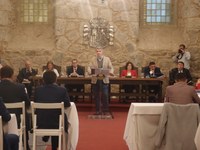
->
<box><xmin>0</xmin><ymin>0</ymin><xmax>199</xmax><ymax>80</ymax></box>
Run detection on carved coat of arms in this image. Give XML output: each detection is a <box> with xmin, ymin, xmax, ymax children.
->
<box><xmin>83</xmin><ymin>17</ymin><xmax>114</xmax><ymax>48</ymax></box>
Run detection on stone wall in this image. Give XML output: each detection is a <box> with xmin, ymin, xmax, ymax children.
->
<box><xmin>0</xmin><ymin>0</ymin><xmax>199</xmax><ymax>79</ymax></box>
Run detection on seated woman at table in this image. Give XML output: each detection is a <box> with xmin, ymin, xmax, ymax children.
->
<box><xmin>120</xmin><ymin>61</ymin><xmax>138</xmax><ymax>101</ymax></box>
<box><xmin>43</xmin><ymin>61</ymin><xmax>59</xmax><ymax>77</ymax></box>
<box><xmin>195</xmin><ymin>78</ymin><xmax>200</xmax><ymax>89</ymax></box>
<box><xmin>0</xmin><ymin>97</ymin><xmax>19</xmax><ymax>150</ymax></box>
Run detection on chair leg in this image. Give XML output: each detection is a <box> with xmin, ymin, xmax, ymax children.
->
<box><xmin>19</xmin><ymin>131</ymin><xmax>23</xmax><ymax>150</ymax></box>
<box><xmin>63</xmin><ymin>131</ymin><xmax>66</xmax><ymax>150</ymax></box>
<box><xmin>32</xmin><ymin>133</ymin><xmax>36</xmax><ymax>150</ymax></box>
<box><xmin>23</xmin><ymin>129</ymin><xmax>27</xmax><ymax>150</ymax></box>
<box><xmin>58</xmin><ymin>134</ymin><xmax>62</xmax><ymax>150</ymax></box>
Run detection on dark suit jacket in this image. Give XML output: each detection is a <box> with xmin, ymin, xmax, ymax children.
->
<box><xmin>66</xmin><ymin>65</ymin><xmax>85</xmax><ymax>76</ymax></box>
<box><xmin>169</xmin><ymin>68</ymin><xmax>192</xmax><ymax>85</ymax></box>
<box><xmin>0</xmin><ymin>79</ymin><xmax>30</xmax><ymax>128</ymax></box>
<box><xmin>34</xmin><ymin>84</ymin><xmax>71</xmax><ymax>131</ymax></box>
<box><xmin>17</xmin><ymin>68</ymin><xmax>37</xmax><ymax>82</ymax></box>
<box><xmin>0</xmin><ymin>97</ymin><xmax>11</xmax><ymax>123</ymax></box>
<box><xmin>143</xmin><ymin>66</ymin><xmax>163</xmax><ymax>78</ymax></box>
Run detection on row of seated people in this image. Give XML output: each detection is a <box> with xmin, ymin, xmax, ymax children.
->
<box><xmin>120</xmin><ymin>61</ymin><xmax>196</xmax><ymax>102</ymax></box>
<box><xmin>17</xmin><ymin>59</ymin><xmax>85</xmax><ymax>102</ymax></box>
<box><xmin>16</xmin><ymin>59</ymin><xmax>197</xmax><ymax>103</ymax></box>
<box><xmin>0</xmin><ymin>66</ymin><xmax>71</xmax><ymax>150</ymax></box>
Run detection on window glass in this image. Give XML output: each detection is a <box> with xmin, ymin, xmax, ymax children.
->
<box><xmin>143</xmin><ymin>0</ymin><xmax>173</xmax><ymax>25</ymax></box>
<box><xmin>20</xmin><ymin>0</ymin><xmax>49</xmax><ymax>23</ymax></box>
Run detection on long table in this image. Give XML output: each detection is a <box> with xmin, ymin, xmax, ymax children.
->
<box><xmin>31</xmin><ymin>76</ymin><xmax>164</xmax><ymax>102</ymax></box>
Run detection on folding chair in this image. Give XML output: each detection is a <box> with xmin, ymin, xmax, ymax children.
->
<box><xmin>0</xmin><ymin>116</ymin><xmax>3</xmax><ymax>150</ymax></box>
<box><xmin>31</xmin><ymin>102</ymin><xmax>66</xmax><ymax>150</ymax></box>
<box><xmin>5</xmin><ymin>102</ymin><xmax>27</xmax><ymax>150</ymax></box>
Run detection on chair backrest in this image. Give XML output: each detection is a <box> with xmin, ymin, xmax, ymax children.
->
<box><xmin>4</xmin><ymin>102</ymin><xmax>26</xmax><ymax>150</ymax></box>
<box><xmin>4</xmin><ymin>102</ymin><xmax>26</xmax><ymax>130</ymax></box>
<box><xmin>31</xmin><ymin>102</ymin><xmax>65</xmax><ymax>130</ymax></box>
<box><xmin>0</xmin><ymin>116</ymin><xmax>3</xmax><ymax>150</ymax></box>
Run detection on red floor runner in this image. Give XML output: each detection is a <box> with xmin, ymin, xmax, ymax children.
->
<box><xmin>76</xmin><ymin>111</ymin><xmax>129</xmax><ymax>150</ymax></box>
<box><xmin>46</xmin><ymin>110</ymin><xmax>129</xmax><ymax>150</ymax></box>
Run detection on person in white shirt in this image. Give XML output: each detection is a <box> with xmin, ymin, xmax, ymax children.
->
<box><xmin>43</xmin><ymin>61</ymin><xmax>59</xmax><ymax>77</ymax></box>
<box><xmin>172</xmin><ymin>44</ymin><xmax>191</xmax><ymax>69</ymax></box>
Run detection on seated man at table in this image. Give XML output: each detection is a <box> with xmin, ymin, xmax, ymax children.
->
<box><xmin>34</xmin><ymin>70</ymin><xmax>71</xmax><ymax>150</ymax></box>
<box><xmin>17</xmin><ymin>60</ymin><xmax>38</xmax><ymax>98</ymax></box>
<box><xmin>165</xmin><ymin>73</ymin><xmax>200</xmax><ymax>104</ymax></box>
<box><xmin>169</xmin><ymin>61</ymin><xmax>193</xmax><ymax>85</ymax></box>
<box><xmin>143</xmin><ymin>61</ymin><xmax>164</xmax><ymax>102</ymax></box>
<box><xmin>0</xmin><ymin>97</ymin><xmax>19</xmax><ymax>150</ymax></box>
<box><xmin>65</xmin><ymin>59</ymin><xmax>85</xmax><ymax>102</ymax></box>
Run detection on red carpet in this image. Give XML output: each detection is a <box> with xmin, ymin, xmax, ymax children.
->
<box><xmin>46</xmin><ymin>104</ymin><xmax>130</xmax><ymax>150</ymax></box>
<box><xmin>76</xmin><ymin>110</ymin><xmax>129</xmax><ymax>150</ymax></box>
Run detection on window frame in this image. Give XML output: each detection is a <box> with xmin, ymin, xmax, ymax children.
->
<box><xmin>139</xmin><ymin>0</ymin><xmax>177</xmax><ymax>27</ymax></box>
<box><xmin>18</xmin><ymin>0</ymin><xmax>54</xmax><ymax>25</ymax></box>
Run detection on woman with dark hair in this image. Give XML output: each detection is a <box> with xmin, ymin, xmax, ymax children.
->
<box><xmin>43</xmin><ymin>61</ymin><xmax>59</xmax><ymax>77</ymax></box>
<box><xmin>121</xmin><ymin>61</ymin><xmax>137</xmax><ymax>78</ymax></box>
<box><xmin>120</xmin><ymin>61</ymin><xmax>138</xmax><ymax>101</ymax></box>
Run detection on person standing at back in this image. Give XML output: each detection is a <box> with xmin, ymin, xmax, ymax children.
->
<box><xmin>172</xmin><ymin>44</ymin><xmax>191</xmax><ymax>70</ymax></box>
<box><xmin>0</xmin><ymin>65</ymin><xmax>30</xmax><ymax>150</ymax></box>
<box><xmin>34</xmin><ymin>70</ymin><xmax>71</xmax><ymax>150</ymax></box>
<box><xmin>165</xmin><ymin>73</ymin><xmax>200</xmax><ymax>104</ymax></box>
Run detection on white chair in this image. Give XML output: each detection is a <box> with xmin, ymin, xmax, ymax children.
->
<box><xmin>31</xmin><ymin>101</ymin><xmax>66</xmax><ymax>150</ymax></box>
<box><xmin>5</xmin><ymin>102</ymin><xmax>27</xmax><ymax>150</ymax></box>
<box><xmin>0</xmin><ymin>116</ymin><xmax>3</xmax><ymax>150</ymax></box>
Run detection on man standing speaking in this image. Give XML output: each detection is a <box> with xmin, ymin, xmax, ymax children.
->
<box><xmin>88</xmin><ymin>48</ymin><xmax>114</xmax><ymax>115</ymax></box>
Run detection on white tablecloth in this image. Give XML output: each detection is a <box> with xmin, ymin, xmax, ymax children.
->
<box><xmin>123</xmin><ymin>103</ymin><xmax>164</xmax><ymax>150</ymax></box>
<box><xmin>5</xmin><ymin>114</ymin><xmax>18</xmax><ymax>135</ymax></box>
<box><xmin>66</xmin><ymin>102</ymin><xmax>79</xmax><ymax>150</ymax></box>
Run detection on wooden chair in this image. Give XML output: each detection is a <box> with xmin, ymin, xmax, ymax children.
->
<box><xmin>0</xmin><ymin>116</ymin><xmax>3</xmax><ymax>150</ymax></box>
<box><xmin>31</xmin><ymin>102</ymin><xmax>66</xmax><ymax>150</ymax></box>
<box><xmin>5</xmin><ymin>102</ymin><xmax>27</xmax><ymax>150</ymax></box>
